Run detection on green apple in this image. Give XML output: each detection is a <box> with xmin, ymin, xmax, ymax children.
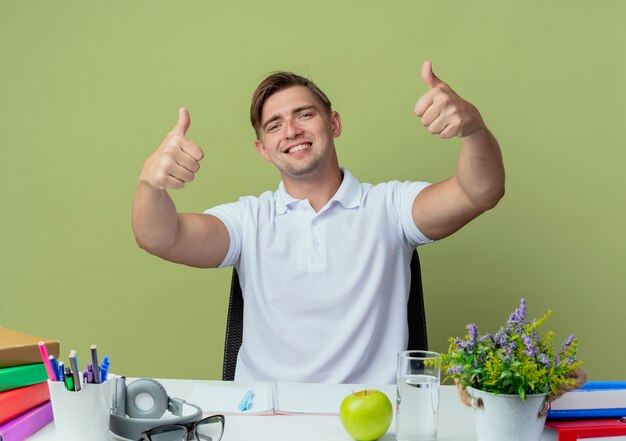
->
<box><xmin>339</xmin><ymin>389</ymin><xmax>393</xmax><ymax>441</ymax></box>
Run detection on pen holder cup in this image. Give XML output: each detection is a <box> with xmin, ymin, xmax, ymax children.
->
<box><xmin>48</xmin><ymin>377</ymin><xmax>116</xmax><ymax>441</ymax></box>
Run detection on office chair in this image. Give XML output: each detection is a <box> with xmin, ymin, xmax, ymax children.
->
<box><xmin>221</xmin><ymin>249</ymin><xmax>428</xmax><ymax>381</ymax></box>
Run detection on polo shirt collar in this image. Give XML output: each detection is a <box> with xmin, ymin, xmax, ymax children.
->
<box><xmin>275</xmin><ymin>168</ymin><xmax>362</xmax><ymax>214</ymax></box>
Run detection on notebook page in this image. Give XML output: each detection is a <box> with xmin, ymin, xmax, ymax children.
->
<box><xmin>275</xmin><ymin>383</ymin><xmax>396</xmax><ymax>415</ymax></box>
<box><xmin>189</xmin><ymin>382</ymin><xmax>274</xmax><ymax>415</ymax></box>
<box><xmin>550</xmin><ymin>389</ymin><xmax>626</xmax><ymax>410</ymax></box>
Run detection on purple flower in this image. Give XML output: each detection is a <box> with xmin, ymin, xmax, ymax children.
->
<box><xmin>468</xmin><ymin>324</ymin><xmax>479</xmax><ymax>345</ymax></box>
<box><xmin>453</xmin><ymin>337</ymin><xmax>464</xmax><ymax>350</ymax></box>
<box><xmin>561</xmin><ymin>334</ymin><xmax>575</xmax><ymax>353</ymax></box>
<box><xmin>453</xmin><ymin>337</ymin><xmax>473</xmax><ymax>352</ymax></box>
<box><xmin>479</xmin><ymin>334</ymin><xmax>493</xmax><ymax>344</ymax></box>
<box><xmin>539</xmin><ymin>353</ymin><xmax>551</xmax><ymax>367</ymax></box>
<box><xmin>522</xmin><ymin>334</ymin><xmax>538</xmax><ymax>358</ymax></box>
<box><xmin>507</xmin><ymin>298</ymin><xmax>527</xmax><ymax>330</ymax></box>
<box><xmin>448</xmin><ymin>366</ymin><xmax>462</xmax><ymax>375</ymax></box>
<box><xmin>503</xmin><ymin>341</ymin><xmax>516</xmax><ymax>361</ymax></box>
<box><xmin>494</xmin><ymin>327</ymin><xmax>507</xmax><ymax>348</ymax></box>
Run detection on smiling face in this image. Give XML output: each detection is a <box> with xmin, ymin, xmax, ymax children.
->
<box><xmin>254</xmin><ymin>86</ymin><xmax>342</xmax><ymax>183</ymax></box>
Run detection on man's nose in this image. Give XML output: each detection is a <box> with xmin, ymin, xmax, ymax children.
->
<box><xmin>284</xmin><ymin>119</ymin><xmax>303</xmax><ymax>138</ymax></box>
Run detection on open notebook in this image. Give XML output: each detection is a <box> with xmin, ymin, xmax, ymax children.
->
<box><xmin>188</xmin><ymin>381</ymin><xmax>396</xmax><ymax>416</ymax></box>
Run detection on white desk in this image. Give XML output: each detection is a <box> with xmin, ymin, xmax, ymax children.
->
<box><xmin>27</xmin><ymin>379</ymin><xmax>560</xmax><ymax>441</ymax></box>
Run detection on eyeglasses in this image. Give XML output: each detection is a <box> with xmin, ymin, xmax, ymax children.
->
<box><xmin>138</xmin><ymin>415</ymin><xmax>225</xmax><ymax>441</ymax></box>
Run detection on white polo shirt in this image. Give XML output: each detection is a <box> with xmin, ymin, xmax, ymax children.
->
<box><xmin>205</xmin><ymin>169</ymin><xmax>432</xmax><ymax>384</ymax></box>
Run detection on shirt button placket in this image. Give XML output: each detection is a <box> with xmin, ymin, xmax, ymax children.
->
<box><xmin>311</xmin><ymin>217</ymin><xmax>322</xmax><ymax>262</ymax></box>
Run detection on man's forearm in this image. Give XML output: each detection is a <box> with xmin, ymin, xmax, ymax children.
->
<box><xmin>131</xmin><ymin>182</ymin><xmax>180</xmax><ymax>254</ymax></box>
<box><xmin>456</xmin><ymin>127</ymin><xmax>505</xmax><ymax>210</ymax></box>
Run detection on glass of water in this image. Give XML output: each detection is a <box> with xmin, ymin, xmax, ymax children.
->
<box><xmin>396</xmin><ymin>350</ymin><xmax>440</xmax><ymax>441</ymax></box>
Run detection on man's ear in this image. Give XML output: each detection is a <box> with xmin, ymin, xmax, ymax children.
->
<box><xmin>330</xmin><ymin>111</ymin><xmax>342</xmax><ymax>138</ymax></box>
<box><xmin>255</xmin><ymin>139</ymin><xmax>271</xmax><ymax>162</ymax></box>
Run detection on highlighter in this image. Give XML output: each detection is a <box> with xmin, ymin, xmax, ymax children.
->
<box><xmin>64</xmin><ymin>367</ymin><xmax>74</xmax><ymax>392</ymax></box>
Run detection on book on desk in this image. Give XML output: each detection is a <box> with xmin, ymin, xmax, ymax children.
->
<box><xmin>0</xmin><ymin>327</ymin><xmax>59</xmax><ymax>441</ymax></box>
<box><xmin>546</xmin><ymin>381</ymin><xmax>626</xmax><ymax>441</ymax></box>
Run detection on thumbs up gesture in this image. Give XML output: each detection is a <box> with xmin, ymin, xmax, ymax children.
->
<box><xmin>140</xmin><ymin>108</ymin><xmax>205</xmax><ymax>190</ymax></box>
<box><xmin>414</xmin><ymin>61</ymin><xmax>485</xmax><ymax>139</ymax></box>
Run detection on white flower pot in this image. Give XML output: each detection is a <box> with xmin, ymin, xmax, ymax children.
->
<box><xmin>467</xmin><ymin>387</ymin><xmax>548</xmax><ymax>441</ymax></box>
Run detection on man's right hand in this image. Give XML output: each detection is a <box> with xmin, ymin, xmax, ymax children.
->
<box><xmin>139</xmin><ymin>107</ymin><xmax>204</xmax><ymax>190</ymax></box>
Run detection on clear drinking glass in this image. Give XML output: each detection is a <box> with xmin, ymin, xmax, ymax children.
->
<box><xmin>396</xmin><ymin>350</ymin><xmax>440</xmax><ymax>441</ymax></box>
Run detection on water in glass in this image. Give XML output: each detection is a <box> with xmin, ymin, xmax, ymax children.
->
<box><xmin>396</xmin><ymin>374</ymin><xmax>439</xmax><ymax>441</ymax></box>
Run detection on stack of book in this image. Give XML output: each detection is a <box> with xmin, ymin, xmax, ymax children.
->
<box><xmin>0</xmin><ymin>327</ymin><xmax>59</xmax><ymax>441</ymax></box>
<box><xmin>546</xmin><ymin>381</ymin><xmax>626</xmax><ymax>440</ymax></box>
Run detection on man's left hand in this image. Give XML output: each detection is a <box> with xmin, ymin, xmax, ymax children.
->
<box><xmin>414</xmin><ymin>60</ymin><xmax>485</xmax><ymax>139</ymax></box>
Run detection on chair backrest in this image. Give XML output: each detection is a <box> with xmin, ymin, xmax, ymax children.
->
<box><xmin>221</xmin><ymin>249</ymin><xmax>428</xmax><ymax>381</ymax></box>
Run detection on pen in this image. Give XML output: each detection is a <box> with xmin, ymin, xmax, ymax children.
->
<box><xmin>238</xmin><ymin>389</ymin><xmax>254</xmax><ymax>411</ymax></box>
<box><xmin>38</xmin><ymin>342</ymin><xmax>56</xmax><ymax>382</ymax></box>
<box><xmin>90</xmin><ymin>344</ymin><xmax>101</xmax><ymax>384</ymax></box>
<box><xmin>49</xmin><ymin>355</ymin><xmax>61</xmax><ymax>381</ymax></box>
<box><xmin>69</xmin><ymin>350</ymin><xmax>81</xmax><ymax>391</ymax></box>
<box><xmin>100</xmin><ymin>355</ymin><xmax>110</xmax><ymax>382</ymax></box>
<box><xmin>58</xmin><ymin>361</ymin><xmax>65</xmax><ymax>383</ymax></box>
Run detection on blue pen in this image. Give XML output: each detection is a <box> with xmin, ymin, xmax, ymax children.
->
<box><xmin>58</xmin><ymin>362</ymin><xmax>65</xmax><ymax>383</ymax></box>
<box><xmin>100</xmin><ymin>355</ymin><xmax>110</xmax><ymax>382</ymax></box>
<box><xmin>238</xmin><ymin>389</ymin><xmax>254</xmax><ymax>411</ymax></box>
<box><xmin>49</xmin><ymin>355</ymin><xmax>61</xmax><ymax>381</ymax></box>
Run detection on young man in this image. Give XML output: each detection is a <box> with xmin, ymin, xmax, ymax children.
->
<box><xmin>132</xmin><ymin>61</ymin><xmax>505</xmax><ymax>383</ymax></box>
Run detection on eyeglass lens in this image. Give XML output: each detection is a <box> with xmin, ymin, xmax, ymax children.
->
<box><xmin>144</xmin><ymin>415</ymin><xmax>224</xmax><ymax>441</ymax></box>
<box><xmin>196</xmin><ymin>415</ymin><xmax>224</xmax><ymax>440</ymax></box>
<box><xmin>145</xmin><ymin>425</ymin><xmax>186</xmax><ymax>441</ymax></box>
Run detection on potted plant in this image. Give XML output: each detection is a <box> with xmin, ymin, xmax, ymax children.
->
<box><xmin>434</xmin><ymin>298</ymin><xmax>586</xmax><ymax>441</ymax></box>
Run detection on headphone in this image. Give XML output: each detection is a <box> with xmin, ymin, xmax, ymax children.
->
<box><xmin>109</xmin><ymin>377</ymin><xmax>203</xmax><ymax>440</ymax></box>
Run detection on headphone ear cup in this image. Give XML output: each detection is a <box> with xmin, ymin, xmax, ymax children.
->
<box><xmin>125</xmin><ymin>379</ymin><xmax>169</xmax><ymax>419</ymax></box>
<box><xmin>113</xmin><ymin>376</ymin><xmax>127</xmax><ymax>417</ymax></box>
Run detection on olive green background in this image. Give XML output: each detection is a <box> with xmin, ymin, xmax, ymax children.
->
<box><xmin>1</xmin><ymin>1</ymin><xmax>624</xmax><ymax>381</ymax></box>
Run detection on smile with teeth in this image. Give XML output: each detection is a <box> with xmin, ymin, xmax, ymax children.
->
<box><xmin>287</xmin><ymin>143</ymin><xmax>312</xmax><ymax>153</ymax></box>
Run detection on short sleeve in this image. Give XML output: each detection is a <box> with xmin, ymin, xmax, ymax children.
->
<box><xmin>394</xmin><ymin>181</ymin><xmax>434</xmax><ymax>247</ymax></box>
<box><xmin>204</xmin><ymin>201</ymin><xmax>244</xmax><ymax>268</ymax></box>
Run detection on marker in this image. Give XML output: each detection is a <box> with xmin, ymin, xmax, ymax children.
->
<box><xmin>49</xmin><ymin>355</ymin><xmax>61</xmax><ymax>381</ymax></box>
<box><xmin>90</xmin><ymin>345</ymin><xmax>101</xmax><ymax>383</ymax></box>
<box><xmin>83</xmin><ymin>362</ymin><xmax>95</xmax><ymax>384</ymax></box>
<box><xmin>100</xmin><ymin>355</ymin><xmax>110</xmax><ymax>382</ymax></box>
<box><xmin>38</xmin><ymin>342</ymin><xmax>56</xmax><ymax>382</ymax></box>
<box><xmin>69</xmin><ymin>350</ymin><xmax>81</xmax><ymax>391</ymax></box>
<box><xmin>64</xmin><ymin>367</ymin><xmax>74</xmax><ymax>391</ymax></box>
<box><xmin>238</xmin><ymin>389</ymin><xmax>254</xmax><ymax>411</ymax></box>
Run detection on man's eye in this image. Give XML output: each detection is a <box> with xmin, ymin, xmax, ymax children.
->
<box><xmin>298</xmin><ymin>112</ymin><xmax>313</xmax><ymax>119</ymax></box>
<box><xmin>267</xmin><ymin>123</ymin><xmax>280</xmax><ymax>132</ymax></box>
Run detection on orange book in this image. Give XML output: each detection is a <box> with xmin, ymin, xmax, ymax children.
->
<box><xmin>0</xmin><ymin>327</ymin><xmax>60</xmax><ymax>369</ymax></box>
<box><xmin>0</xmin><ymin>382</ymin><xmax>51</xmax><ymax>425</ymax></box>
